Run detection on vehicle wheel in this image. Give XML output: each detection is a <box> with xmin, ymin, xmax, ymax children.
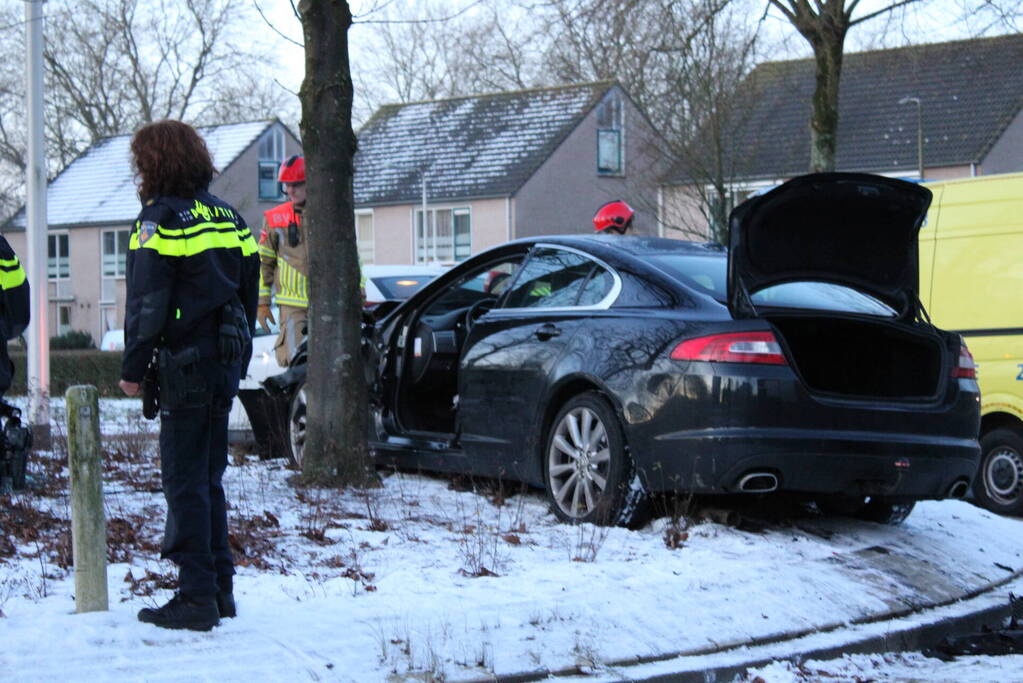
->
<box><xmin>975</xmin><ymin>428</ymin><xmax>1023</xmax><ymax>516</ymax></box>
<box><xmin>817</xmin><ymin>494</ymin><xmax>915</xmax><ymax>525</ymax></box>
<box><xmin>287</xmin><ymin>383</ymin><xmax>307</xmax><ymax>468</ymax></box>
<box><xmin>543</xmin><ymin>392</ymin><xmax>648</xmax><ymax>527</ymax></box>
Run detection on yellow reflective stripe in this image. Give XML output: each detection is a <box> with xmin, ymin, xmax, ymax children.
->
<box><xmin>275</xmin><ymin>294</ymin><xmax>308</xmax><ymax>307</ymax></box>
<box><xmin>130</xmin><ymin>222</ymin><xmax>256</xmax><ymax>257</ymax></box>
<box><xmin>134</xmin><ymin>228</ymin><xmax>249</xmax><ymax>257</ymax></box>
<box><xmin>0</xmin><ymin>258</ymin><xmax>26</xmax><ymax>290</ymax></box>
<box><xmin>276</xmin><ymin>260</ymin><xmax>308</xmax><ymax>305</ymax></box>
<box><xmin>156</xmin><ymin>220</ymin><xmax>236</xmax><ymax>237</ymax></box>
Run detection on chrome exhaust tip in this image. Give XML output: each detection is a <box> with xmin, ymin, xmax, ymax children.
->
<box><xmin>738</xmin><ymin>472</ymin><xmax>779</xmax><ymax>493</ymax></box>
<box><xmin>947</xmin><ymin>479</ymin><xmax>970</xmax><ymax>499</ymax></box>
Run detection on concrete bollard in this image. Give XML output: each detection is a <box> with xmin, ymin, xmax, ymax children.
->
<box><xmin>66</xmin><ymin>385</ymin><xmax>108</xmax><ymax>613</ymax></box>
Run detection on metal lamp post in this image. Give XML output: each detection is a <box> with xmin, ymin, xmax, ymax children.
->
<box><xmin>899</xmin><ymin>96</ymin><xmax>923</xmax><ymax>181</ymax></box>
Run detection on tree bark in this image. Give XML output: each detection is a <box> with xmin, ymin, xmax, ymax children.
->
<box><xmin>297</xmin><ymin>0</ymin><xmax>374</xmax><ymax>487</ymax></box>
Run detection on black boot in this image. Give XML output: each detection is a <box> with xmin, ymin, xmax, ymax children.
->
<box><xmin>138</xmin><ymin>593</ymin><xmax>219</xmax><ymax>631</ymax></box>
<box><xmin>216</xmin><ymin>592</ymin><xmax>236</xmax><ymax>619</ymax></box>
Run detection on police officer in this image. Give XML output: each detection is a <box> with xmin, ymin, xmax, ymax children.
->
<box><xmin>0</xmin><ymin>235</ymin><xmax>29</xmax><ymax>396</ymax></box>
<box><xmin>257</xmin><ymin>155</ymin><xmax>309</xmax><ymax>366</ymax></box>
<box><xmin>592</xmin><ymin>200</ymin><xmax>636</xmax><ymax>235</ymax></box>
<box><xmin>118</xmin><ymin>120</ymin><xmax>259</xmax><ymax>631</ymax></box>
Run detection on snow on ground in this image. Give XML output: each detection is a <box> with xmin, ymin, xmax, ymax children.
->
<box><xmin>2</xmin><ymin>399</ymin><xmax>1023</xmax><ymax>681</ymax></box>
<box><xmin>744</xmin><ymin>652</ymin><xmax>1023</xmax><ymax>682</ymax></box>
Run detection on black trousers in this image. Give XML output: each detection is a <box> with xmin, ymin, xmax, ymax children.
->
<box><xmin>158</xmin><ymin>355</ymin><xmax>241</xmax><ymax>600</ymax></box>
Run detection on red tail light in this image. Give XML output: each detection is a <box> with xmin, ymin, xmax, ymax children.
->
<box><xmin>670</xmin><ymin>331</ymin><xmax>787</xmax><ymax>365</ymax></box>
<box><xmin>953</xmin><ymin>343</ymin><xmax>977</xmax><ymax>379</ymax></box>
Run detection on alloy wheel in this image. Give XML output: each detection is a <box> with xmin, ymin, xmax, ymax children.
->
<box><xmin>289</xmin><ymin>384</ymin><xmax>307</xmax><ymax>468</ymax></box>
<box><xmin>547</xmin><ymin>406</ymin><xmax>611</xmax><ymax>519</ymax></box>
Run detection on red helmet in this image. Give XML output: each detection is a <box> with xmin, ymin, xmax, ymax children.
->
<box><xmin>278</xmin><ymin>155</ymin><xmax>305</xmax><ymax>183</ymax></box>
<box><xmin>593</xmin><ymin>200</ymin><xmax>634</xmax><ymax>233</ymax></box>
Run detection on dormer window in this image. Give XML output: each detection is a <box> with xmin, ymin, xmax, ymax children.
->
<box><xmin>596</xmin><ymin>93</ymin><xmax>624</xmax><ymax>176</ymax></box>
<box><xmin>258</xmin><ymin>126</ymin><xmax>286</xmax><ymax>201</ymax></box>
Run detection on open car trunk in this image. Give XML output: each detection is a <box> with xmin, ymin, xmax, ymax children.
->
<box><xmin>768</xmin><ymin>315</ymin><xmax>946</xmax><ymax>400</ymax></box>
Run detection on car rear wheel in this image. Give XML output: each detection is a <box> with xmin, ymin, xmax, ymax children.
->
<box><xmin>975</xmin><ymin>428</ymin><xmax>1023</xmax><ymax>516</ymax></box>
<box><xmin>543</xmin><ymin>392</ymin><xmax>648</xmax><ymax>527</ymax></box>
<box><xmin>817</xmin><ymin>494</ymin><xmax>915</xmax><ymax>525</ymax></box>
<box><xmin>287</xmin><ymin>383</ymin><xmax>307</xmax><ymax>468</ymax></box>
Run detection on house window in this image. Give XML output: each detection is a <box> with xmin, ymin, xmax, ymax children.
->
<box><xmin>257</xmin><ymin>127</ymin><xmax>286</xmax><ymax>201</ymax></box>
<box><xmin>57</xmin><ymin>304</ymin><xmax>72</xmax><ymax>337</ymax></box>
<box><xmin>357</xmin><ymin>211</ymin><xmax>374</xmax><ymax>265</ymax></box>
<box><xmin>48</xmin><ymin>233</ymin><xmax>69</xmax><ymax>279</ymax></box>
<box><xmin>596</xmin><ymin>93</ymin><xmax>624</xmax><ymax>175</ymax></box>
<box><xmin>415</xmin><ymin>207</ymin><xmax>471</xmax><ymax>263</ymax></box>
<box><xmin>101</xmin><ymin>229</ymin><xmax>130</xmax><ymax>303</ymax></box>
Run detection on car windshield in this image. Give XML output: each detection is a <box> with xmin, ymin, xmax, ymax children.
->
<box><xmin>649</xmin><ymin>253</ymin><xmax>896</xmax><ymax>317</ymax></box>
<box><xmin>371</xmin><ymin>275</ymin><xmax>439</xmax><ymax>299</ymax></box>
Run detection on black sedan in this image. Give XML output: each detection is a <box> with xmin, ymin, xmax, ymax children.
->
<box><xmin>272</xmin><ymin>173</ymin><xmax>981</xmax><ymax>526</ymax></box>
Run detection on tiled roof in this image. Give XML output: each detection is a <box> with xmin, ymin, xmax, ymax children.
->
<box><xmin>354</xmin><ymin>82</ymin><xmax>614</xmax><ymax>205</ymax></box>
<box><xmin>7</xmin><ymin>120</ymin><xmax>274</xmax><ymax>229</ymax></box>
<box><xmin>670</xmin><ymin>33</ymin><xmax>1023</xmax><ymax>182</ymax></box>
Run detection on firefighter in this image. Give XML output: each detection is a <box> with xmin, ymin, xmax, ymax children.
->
<box><xmin>0</xmin><ymin>235</ymin><xmax>29</xmax><ymax>396</ymax></box>
<box><xmin>118</xmin><ymin>120</ymin><xmax>259</xmax><ymax>631</ymax></box>
<box><xmin>257</xmin><ymin>155</ymin><xmax>309</xmax><ymax>367</ymax></box>
<box><xmin>592</xmin><ymin>200</ymin><xmax>635</xmax><ymax>235</ymax></box>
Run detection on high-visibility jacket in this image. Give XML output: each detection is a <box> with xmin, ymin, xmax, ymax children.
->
<box><xmin>258</xmin><ymin>201</ymin><xmax>309</xmax><ymax>308</ymax></box>
<box><xmin>0</xmin><ymin>235</ymin><xmax>29</xmax><ymax>395</ymax></box>
<box><xmin>121</xmin><ymin>192</ymin><xmax>259</xmax><ymax>382</ymax></box>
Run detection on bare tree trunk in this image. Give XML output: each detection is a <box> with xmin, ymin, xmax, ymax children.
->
<box><xmin>297</xmin><ymin>0</ymin><xmax>374</xmax><ymax>487</ymax></box>
<box><xmin>808</xmin><ymin>33</ymin><xmax>843</xmax><ymax>172</ymax></box>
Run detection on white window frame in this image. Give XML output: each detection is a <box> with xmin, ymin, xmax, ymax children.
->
<box><xmin>414</xmin><ymin>206</ymin><xmax>471</xmax><ymax>264</ymax></box>
<box><xmin>596</xmin><ymin>93</ymin><xmax>626</xmax><ymax>176</ymax></box>
<box><xmin>56</xmin><ymin>303</ymin><xmax>73</xmax><ymax>337</ymax></box>
<box><xmin>48</xmin><ymin>231</ymin><xmax>72</xmax><ymax>300</ymax></box>
<box><xmin>257</xmin><ymin>127</ymin><xmax>286</xmax><ymax>201</ymax></box>
<box><xmin>356</xmin><ymin>209</ymin><xmax>374</xmax><ymax>265</ymax></box>
<box><xmin>100</xmin><ymin>228</ymin><xmax>130</xmax><ymax>304</ymax></box>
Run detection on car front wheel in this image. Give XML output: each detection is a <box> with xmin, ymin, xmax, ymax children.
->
<box><xmin>287</xmin><ymin>383</ymin><xmax>307</xmax><ymax>468</ymax></box>
<box><xmin>975</xmin><ymin>428</ymin><xmax>1023</xmax><ymax>516</ymax></box>
<box><xmin>543</xmin><ymin>392</ymin><xmax>648</xmax><ymax>527</ymax></box>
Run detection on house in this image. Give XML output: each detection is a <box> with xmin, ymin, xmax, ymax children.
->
<box><xmin>352</xmin><ymin>82</ymin><xmax>672</xmax><ymax>265</ymax></box>
<box><xmin>662</xmin><ymin>33</ymin><xmax>1023</xmax><ymax>237</ymax></box>
<box><xmin>2</xmin><ymin>119</ymin><xmax>301</xmax><ymax>344</ymax></box>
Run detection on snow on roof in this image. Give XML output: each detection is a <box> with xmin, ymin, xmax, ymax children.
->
<box><xmin>354</xmin><ymin>82</ymin><xmax>614</xmax><ymax>205</ymax></box>
<box><xmin>8</xmin><ymin>120</ymin><xmax>273</xmax><ymax>229</ymax></box>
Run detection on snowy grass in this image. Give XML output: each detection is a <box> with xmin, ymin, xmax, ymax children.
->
<box><xmin>2</xmin><ymin>399</ymin><xmax>1023</xmax><ymax>680</ymax></box>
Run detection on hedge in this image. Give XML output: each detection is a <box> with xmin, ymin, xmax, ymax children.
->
<box><xmin>8</xmin><ymin>350</ymin><xmax>125</xmax><ymax>397</ymax></box>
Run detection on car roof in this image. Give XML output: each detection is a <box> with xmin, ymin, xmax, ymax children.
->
<box><xmin>511</xmin><ymin>234</ymin><xmax>726</xmax><ymax>260</ymax></box>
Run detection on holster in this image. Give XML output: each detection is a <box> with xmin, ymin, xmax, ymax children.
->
<box><xmin>0</xmin><ymin>402</ymin><xmax>31</xmax><ymax>492</ymax></box>
<box><xmin>158</xmin><ymin>346</ymin><xmax>208</xmax><ymax>410</ymax></box>
<box><xmin>142</xmin><ymin>353</ymin><xmax>160</xmax><ymax>420</ymax></box>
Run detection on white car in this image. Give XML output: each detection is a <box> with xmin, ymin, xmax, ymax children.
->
<box><xmin>228</xmin><ymin>264</ymin><xmax>449</xmax><ymax>453</ymax></box>
<box><xmin>100</xmin><ymin>329</ymin><xmax>125</xmax><ymax>351</ymax></box>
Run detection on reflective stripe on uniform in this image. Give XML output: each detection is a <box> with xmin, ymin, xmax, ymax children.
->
<box><xmin>130</xmin><ymin>221</ymin><xmax>257</xmax><ymax>256</ymax></box>
<box><xmin>0</xmin><ymin>256</ymin><xmax>26</xmax><ymax>290</ymax></box>
<box><xmin>275</xmin><ymin>260</ymin><xmax>309</xmax><ymax>307</ymax></box>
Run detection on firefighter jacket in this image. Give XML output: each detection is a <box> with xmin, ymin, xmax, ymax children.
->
<box><xmin>0</xmin><ymin>235</ymin><xmax>29</xmax><ymax>395</ymax></box>
<box><xmin>121</xmin><ymin>191</ymin><xmax>260</xmax><ymax>383</ymax></box>
<box><xmin>258</xmin><ymin>201</ymin><xmax>309</xmax><ymax>308</ymax></box>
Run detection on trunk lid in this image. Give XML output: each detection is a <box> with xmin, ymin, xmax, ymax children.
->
<box><xmin>728</xmin><ymin>173</ymin><xmax>932</xmax><ymax>321</ymax></box>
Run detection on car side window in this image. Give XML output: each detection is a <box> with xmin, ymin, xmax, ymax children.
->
<box><xmin>576</xmin><ymin>267</ymin><xmax>613</xmax><ymax>306</ymax></box>
<box><xmin>502</xmin><ymin>248</ymin><xmax>597</xmax><ymax>309</ymax></box>
<box><xmin>420</xmin><ymin>258</ymin><xmax>523</xmax><ymax>321</ymax></box>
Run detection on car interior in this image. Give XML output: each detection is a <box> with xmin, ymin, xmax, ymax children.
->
<box><xmin>392</xmin><ymin>256</ymin><xmax>524</xmax><ymax>435</ymax></box>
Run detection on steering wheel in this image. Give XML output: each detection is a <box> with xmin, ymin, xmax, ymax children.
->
<box><xmin>463</xmin><ymin>297</ymin><xmax>497</xmax><ymax>335</ymax></box>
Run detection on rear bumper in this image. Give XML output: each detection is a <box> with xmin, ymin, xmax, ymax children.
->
<box><xmin>637</xmin><ymin>426</ymin><xmax>979</xmax><ymax>498</ymax></box>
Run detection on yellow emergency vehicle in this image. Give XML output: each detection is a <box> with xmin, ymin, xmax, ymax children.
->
<box><xmin>921</xmin><ymin>172</ymin><xmax>1023</xmax><ymax>515</ymax></box>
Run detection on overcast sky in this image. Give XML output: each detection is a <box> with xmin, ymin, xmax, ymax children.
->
<box><xmin>255</xmin><ymin>0</ymin><xmax>1011</xmax><ymax>127</ymax></box>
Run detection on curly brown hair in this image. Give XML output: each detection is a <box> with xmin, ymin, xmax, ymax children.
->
<box><xmin>131</xmin><ymin>120</ymin><xmax>216</xmax><ymax>200</ymax></box>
